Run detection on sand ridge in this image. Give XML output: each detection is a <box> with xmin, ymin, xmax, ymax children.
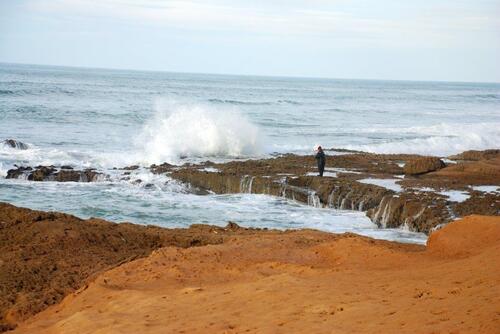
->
<box><xmin>13</xmin><ymin>215</ymin><xmax>500</xmax><ymax>334</ymax></box>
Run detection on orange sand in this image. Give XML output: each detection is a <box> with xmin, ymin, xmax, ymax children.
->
<box><xmin>14</xmin><ymin>216</ymin><xmax>500</xmax><ymax>333</ymax></box>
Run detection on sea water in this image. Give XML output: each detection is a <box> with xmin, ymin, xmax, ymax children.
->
<box><xmin>1</xmin><ymin>63</ymin><xmax>499</xmax><ymax>244</ymax></box>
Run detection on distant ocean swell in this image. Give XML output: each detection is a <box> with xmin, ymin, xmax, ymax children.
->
<box><xmin>0</xmin><ymin>88</ymin><xmax>76</xmax><ymax>96</ymax></box>
<box><xmin>208</xmin><ymin>98</ymin><xmax>301</xmax><ymax>105</ymax></box>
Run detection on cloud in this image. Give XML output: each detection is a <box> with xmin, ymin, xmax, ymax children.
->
<box><xmin>24</xmin><ymin>0</ymin><xmax>396</xmax><ymax>35</ymax></box>
<box><xmin>25</xmin><ymin>0</ymin><xmax>500</xmax><ymax>47</ymax></box>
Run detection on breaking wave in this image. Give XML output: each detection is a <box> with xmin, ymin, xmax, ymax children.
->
<box><xmin>346</xmin><ymin>122</ymin><xmax>500</xmax><ymax>156</ymax></box>
<box><xmin>135</xmin><ymin>101</ymin><xmax>264</xmax><ymax>164</ymax></box>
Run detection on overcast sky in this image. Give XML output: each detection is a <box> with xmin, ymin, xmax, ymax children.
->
<box><xmin>1</xmin><ymin>0</ymin><xmax>499</xmax><ymax>82</ymax></box>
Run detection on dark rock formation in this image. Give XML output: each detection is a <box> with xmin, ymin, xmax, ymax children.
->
<box><xmin>54</xmin><ymin>169</ymin><xmax>102</xmax><ymax>182</ymax></box>
<box><xmin>123</xmin><ymin>165</ymin><xmax>139</xmax><ymax>170</ymax></box>
<box><xmin>150</xmin><ymin>162</ymin><xmax>174</xmax><ymax>174</ymax></box>
<box><xmin>6</xmin><ymin>167</ymin><xmax>32</xmax><ymax>179</ymax></box>
<box><xmin>404</xmin><ymin>157</ymin><xmax>445</xmax><ymax>175</ymax></box>
<box><xmin>2</xmin><ymin>139</ymin><xmax>28</xmax><ymax>150</ymax></box>
<box><xmin>30</xmin><ymin>166</ymin><xmax>57</xmax><ymax>181</ymax></box>
<box><xmin>6</xmin><ymin>166</ymin><xmax>105</xmax><ymax>182</ymax></box>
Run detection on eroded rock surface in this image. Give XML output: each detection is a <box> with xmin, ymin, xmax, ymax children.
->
<box><xmin>0</xmin><ymin>202</ymin><xmax>269</xmax><ymax>332</ymax></box>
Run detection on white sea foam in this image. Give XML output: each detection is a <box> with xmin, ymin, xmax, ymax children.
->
<box><xmin>199</xmin><ymin>167</ymin><xmax>220</xmax><ymax>173</ymax></box>
<box><xmin>345</xmin><ymin>122</ymin><xmax>500</xmax><ymax>156</ymax></box>
<box><xmin>134</xmin><ymin>101</ymin><xmax>263</xmax><ymax>165</ymax></box>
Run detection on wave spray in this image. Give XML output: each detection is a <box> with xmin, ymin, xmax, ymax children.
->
<box><xmin>135</xmin><ymin>100</ymin><xmax>263</xmax><ymax>164</ymax></box>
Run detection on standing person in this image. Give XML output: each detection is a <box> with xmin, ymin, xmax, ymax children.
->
<box><xmin>315</xmin><ymin>146</ymin><xmax>326</xmax><ymax>177</ymax></box>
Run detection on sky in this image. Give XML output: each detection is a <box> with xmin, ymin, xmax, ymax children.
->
<box><xmin>0</xmin><ymin>0</ymin><xmax>499</xmax><ymax>82</ymax></box>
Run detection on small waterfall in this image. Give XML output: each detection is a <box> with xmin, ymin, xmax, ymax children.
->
<box><xmin>379</xmin><ymin>198</ymin><xmax>393</xmax><ymax>228</ymax></box>
<box><xmin>18</xmin><ymin>172</ymin><xmax>30</xmax><ymax>181</ymax></box>
<box><xmin>308</xmin><ymin>191</ymin><xmax>321</xmax><ymax>208</ymax></box>
<box><xmin>239</xmin><ymin>175</ymin><xmax>255</xmax><ymax>194</ymax></box>
<box><xmin>340</xmin><ymin>198</ymin><xmax>347</xmax><ymax>210</ymax></box>
<box><xmin>327</xmin><ymin>190</ymin><xmax>335</xmax><ymax>208</ymax></box>
<box><xmin>372</xmin><ymin>195</ymin><xmax>390</xmax><ymax>226</ymax></box>
<box><xmin>279</xmin><ymin>180</ymin><xmax>288</xmax><ymax>197</ymax></box>
<box><xmin>92</xmin><ymin>174</ymin><xmax>108</xmax><ymax>182</ymax></box>
<box><xmin>412</xmin><ymin>207</ymin><xmax>426</xmax><ymax>221</ymax></box>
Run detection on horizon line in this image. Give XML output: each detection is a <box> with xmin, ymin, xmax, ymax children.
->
<box><xmin>1</xmin><ymin>61</ymin><xmax>499</xmax><ymax>85</ymax></box>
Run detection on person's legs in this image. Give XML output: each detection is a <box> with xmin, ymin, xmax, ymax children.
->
<box><xmin>319</xmin><ymin>163</ymin><xmax>325</xmax><ymax>177</ymax></box>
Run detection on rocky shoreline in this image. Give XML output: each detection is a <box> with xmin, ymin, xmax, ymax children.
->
<box><xmin>1</xmin><ymin>203</ymin><xmax>498</xmax><ymax>333</ymax></box>
<box><xmin>6</xmin><ymin>144</ymin><xmax>499</xmax><ymax>234</ymax></box>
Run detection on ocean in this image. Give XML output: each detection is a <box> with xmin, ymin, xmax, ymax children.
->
<box><xmin>1</xmin><ymin>63</ymin><xmax>499</xmax><ymax>244</ymax></box>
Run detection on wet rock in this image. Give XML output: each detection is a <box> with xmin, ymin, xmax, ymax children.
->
<box><xmin>2</xmin><ymin>139</ymin><xmax>28</xmax><ymax>150</ymax></box>
<box><xmin>150</xmin><ymin>162</ymin><xmax>174</xmax><ymax>174</ymax></box>
<box><xmin>6</xmin><ymin>166</ymin><xmax>32</xmax><ymax>179</ymax></box>
<box><xmin>55</xmin><ymin>169</ymin><xmax>101</xmax><ymax>182</ymax></box>
<box><xmin>6</xmin><ymin>166</ymin><xmax>104</xmax><ymax>182</ymax></box>
<box><xmin>404</xmin><ymin>157</ymin><xmax>445</xmax><ymax>175</ymax></box>
<box><xmin>366</xmin><ymin>193</ymin><xmax>450</xmax><ymax>233</ymax></box>
<box><xmin>452</xmin><ymin>192</ymin><xmax>500</xmax><ymax>217</ymax></box>
<box><xmin>123</xmin><ymin>165</ymin><xmax>139</xmax><ymax>170</ymax></box>
<box><xmin>29</xmin><ymin>166</ymin><xmax>56</xmax><ymax>181</ymax></box>
<box><xmin>448</xmin><ymin>149</ymin><xmax>500</xmax><ymax>161</ymax></box>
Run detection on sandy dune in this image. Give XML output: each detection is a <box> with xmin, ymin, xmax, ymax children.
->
<box><xmin>13</xmin><ymin>215</ymin><xmax>500</xmax><ymax>334</ymax></box>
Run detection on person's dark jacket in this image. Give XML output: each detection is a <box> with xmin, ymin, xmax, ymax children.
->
<box><xmin>315</xmin><ymin>149</ymin><xmax>326</xmax><ymax>176</ymax></box>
